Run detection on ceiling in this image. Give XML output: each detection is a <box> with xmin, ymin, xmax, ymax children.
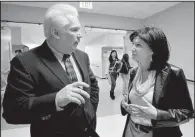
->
<box><xmin>2</xmin><ymin>1</ymin><xmax>181</xmax><ymax>19</ymax></box>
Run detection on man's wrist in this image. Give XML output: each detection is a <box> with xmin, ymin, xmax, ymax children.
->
<box><xmin>55</xmin><ymin>95</ymin><xmax>64</xmax><ymax>111</ymax></box>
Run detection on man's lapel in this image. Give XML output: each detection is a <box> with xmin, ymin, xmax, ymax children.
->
<box><xmin>38</xmin><ymin>41</ymin><xmax>71</xmax><ymax>85</ymax></box>
<box><xmin>152</xmin><ymin>65</ymin><xmax>170</xmax><ymax>107</ymax></box>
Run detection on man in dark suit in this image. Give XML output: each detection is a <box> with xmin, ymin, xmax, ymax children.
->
<box><xmin>3</xmin><ymin>4</ymin><xmax>99</xmax><ymax>137</ymax></box>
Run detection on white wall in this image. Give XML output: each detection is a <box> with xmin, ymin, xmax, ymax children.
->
<box><xmin>80</xmin><ymin>12</ymin><xmax>142</xmax><ymax>30</ymax></box>
<box><xmin>143</xmin><ymin>2</ymin><xmax>194</xmax><ymax>80</ymax></box>
<box><xmin>1</xmin><ymin>3</ymin><xmax>142</xmax><ymax>30</ymax></box>
<box><xmin>85</xmin><ymin>46</ymin><xmax>102</xmax><ymax>78</ymax></box>
<box><xmin>88</xmin><ymin>33</ymin><xmax>125</xmax><ymax>47</ymax></box>
<box><xmin>85</xmin><ymin>45</ymin><xmax>102</xmax><ymax>65</ymax></box>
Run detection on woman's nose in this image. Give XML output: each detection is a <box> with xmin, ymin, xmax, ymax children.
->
<box><xmin>131</xmin><ymin>45</ymin><xmax>136</xmax><ymax>52</ymax></box>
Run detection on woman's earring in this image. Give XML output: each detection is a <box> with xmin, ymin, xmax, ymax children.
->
<box><xmin>150</xmin><ymin>52</ymin><xmax>153</xmax><ymax>62</ymax></box>
<box><xmin>150</xmin><ymin>56</ymin><xmax>153</xmax><ymax>62</ymax></box>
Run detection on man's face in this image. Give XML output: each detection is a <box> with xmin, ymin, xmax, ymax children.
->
<box><xmin>55</xmin><ymin>16</ymin><xmax>82</xmax><ymax>54</ymax></box>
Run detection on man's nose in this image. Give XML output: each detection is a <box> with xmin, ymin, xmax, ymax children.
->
<box><xmin>77</xmin><ymin>32</ymin><xmax>82</xmax><ymax>39</ymax></box>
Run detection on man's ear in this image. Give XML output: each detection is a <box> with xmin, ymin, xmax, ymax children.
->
<box><xmin>51</xmin><ymin>27</ymin><xmax>60</xmax><ymax>39</ymax></box>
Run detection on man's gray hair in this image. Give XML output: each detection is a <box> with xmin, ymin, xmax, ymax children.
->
<box><xmin>43</xmin><ymin>3</ymin><xmax>78</xmax><ymax>38</ymax></box>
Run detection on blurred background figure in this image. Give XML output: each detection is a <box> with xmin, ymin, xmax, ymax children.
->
<box><xmin>119</xmin><ymin>53</ymin><xmax>132</xmax><ymax>97</ymax></box>
<box><xmin>106</xmin><ymin>50</ymin><xmax>121</xmax><ymax>100</ymax></box>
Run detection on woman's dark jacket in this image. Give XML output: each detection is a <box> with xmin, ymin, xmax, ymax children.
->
<box><xmin>121</xmin><ymin>64</ymin><xmax>194</xmax><ymax>137</ymax></box>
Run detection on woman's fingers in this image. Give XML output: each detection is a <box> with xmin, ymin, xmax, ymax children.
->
<box><xmin>128</xmin><ymin>104</ymin><xmax>141</xmax><ymax>111</ymax></box>
<box><xmin>123</xmin><ymin>103</ymin><xmax>149</xmax><ymax>117</ymax></box>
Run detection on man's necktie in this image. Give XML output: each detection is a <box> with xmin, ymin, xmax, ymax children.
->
<box><xmin>62</xmin><ymin>54</ymin><xmax>78</xmax><ymax>83</ymax></box>
<box><xmin>63</xmin><ymin>54</ymin><xmax>81</xmax><ymax>117</ymax></box>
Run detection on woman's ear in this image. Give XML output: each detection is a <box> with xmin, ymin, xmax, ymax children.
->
<box><xmin>51</xmin><ymin>27</ymin><xmax>60</xmax><ymax>39</ymax></box>
<box><xmin>149</xmin><ymin>50</ymin><xmax>153</xmax><ymax>56</ymax></box>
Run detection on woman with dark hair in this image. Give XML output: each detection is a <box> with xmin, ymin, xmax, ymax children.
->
<box><xmin>106</xmin><ymin>50</ymin><xmax>121</xmax><ymax>100</ymax></box>
<box><xmin>120</xmin><ymin>54</ymin><xmax>132</xmax><ymax>96</ymax></box>
<box><xmin>121</xmin><ymin>26</ymin><xmax>194</xmax><ymax>137</ymax></box>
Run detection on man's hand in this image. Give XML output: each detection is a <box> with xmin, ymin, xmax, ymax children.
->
<box><xmin>56</xmin><ymin>81</ymin><xmax>90</xmax><ymax>108</ymax></box>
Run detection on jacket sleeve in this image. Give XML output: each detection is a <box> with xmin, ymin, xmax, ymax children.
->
<box><xmin>86</xmin><ymin>54</ymin><xmax>99</xmax><ymax>112</ymax></box>
<box><xmin>154</xmin><ymin>69</ymin><xmax>194</xmax><ymax>127</ymax></box>
<box><xmin>2</xmin><ymin>56</ymin><xmax>57</xmax><ymax>124</ymax></box>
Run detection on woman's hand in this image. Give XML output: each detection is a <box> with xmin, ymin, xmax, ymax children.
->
<box><xmin>123</xmin><ymin>94</ymin><xmax>128</xmax><ymax>102</ymax></box>
<box><xmin>121</xmin><ymin>95</ymin><xmax>128</xmax><ymax>109</ymax></box>
<box><xmin>122</xmin><ymin>98</ymin><xmax>158</xmax><ymax>120</ymax></box>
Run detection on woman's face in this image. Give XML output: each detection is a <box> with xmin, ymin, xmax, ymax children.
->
<box><xmin>111</xmin><ymin>51</ymin><xmax>116</xmax><ymax>58</ymax></box>
<box><xmin>131</xmin><ymin>37</ymin><xmax>153</xmax><ymax>63</ymax></box>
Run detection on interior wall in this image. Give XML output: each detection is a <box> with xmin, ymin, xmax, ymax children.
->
<box><xmin>85</xmin><ymin>46</ymin><xmax>102</xmax><ymax>77</ymax></box>
<box><xmin>1</xmin><ymin>3</ymin><xmax>142</xmax><ymax>30</ymax></box>
<box><xmin>88</xmin><ymin>33</ymin><xmax>125</xmax><ymax>47</ymax></box>
<box><xmin>143</xmin><ymin>2</ymin><xmax>194</xmax><ymax>80</ymax></box>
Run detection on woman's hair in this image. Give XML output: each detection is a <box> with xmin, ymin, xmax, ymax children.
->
<box><xmin>109</xmin><ymin>50</ymin><xmax>119</xmax><ymax>63</ymax></box>
<box><xmin>121</xmin><ymin>54</ymin><xmax>129</xmax><ymax>62</ymax></box>
<box><xmin>129</xmin><ymin>26</ymin><xmax>170</xmax><ymax>71</ymax></box>
<box><xmin>43</xmin><ymin>4</ymin><xmax>78</xmax><ymax>38</ymax></box>
<box><xmin>121</xmin><ymin>53</ymin><xmax>130</xmax><ymax>67</ymax></box>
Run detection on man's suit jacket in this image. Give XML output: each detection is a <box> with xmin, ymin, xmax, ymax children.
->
<box><xmin>121</xmin><ymin>64</ymin><xmax>194</xmax><ymax>137</ymax></box>
<box><xmin>3</xmin><ymin>41</ymin><xmax>99</xmax><ymax>137</ymax></box>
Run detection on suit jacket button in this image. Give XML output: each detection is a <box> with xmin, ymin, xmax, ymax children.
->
<box><xmin>84</xmin><ymin>128</ymin><xmax>88</xmax><ymax>131</ymax></box>
<box><xmin>48</xmin><ymin>114</ymin><xmax>51</xmax><ymax>118</ymax></box>
<box><xmin>41</xmin><ymin>117</ymin><xmax>46</xmax><ymax>120</ymax></box>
